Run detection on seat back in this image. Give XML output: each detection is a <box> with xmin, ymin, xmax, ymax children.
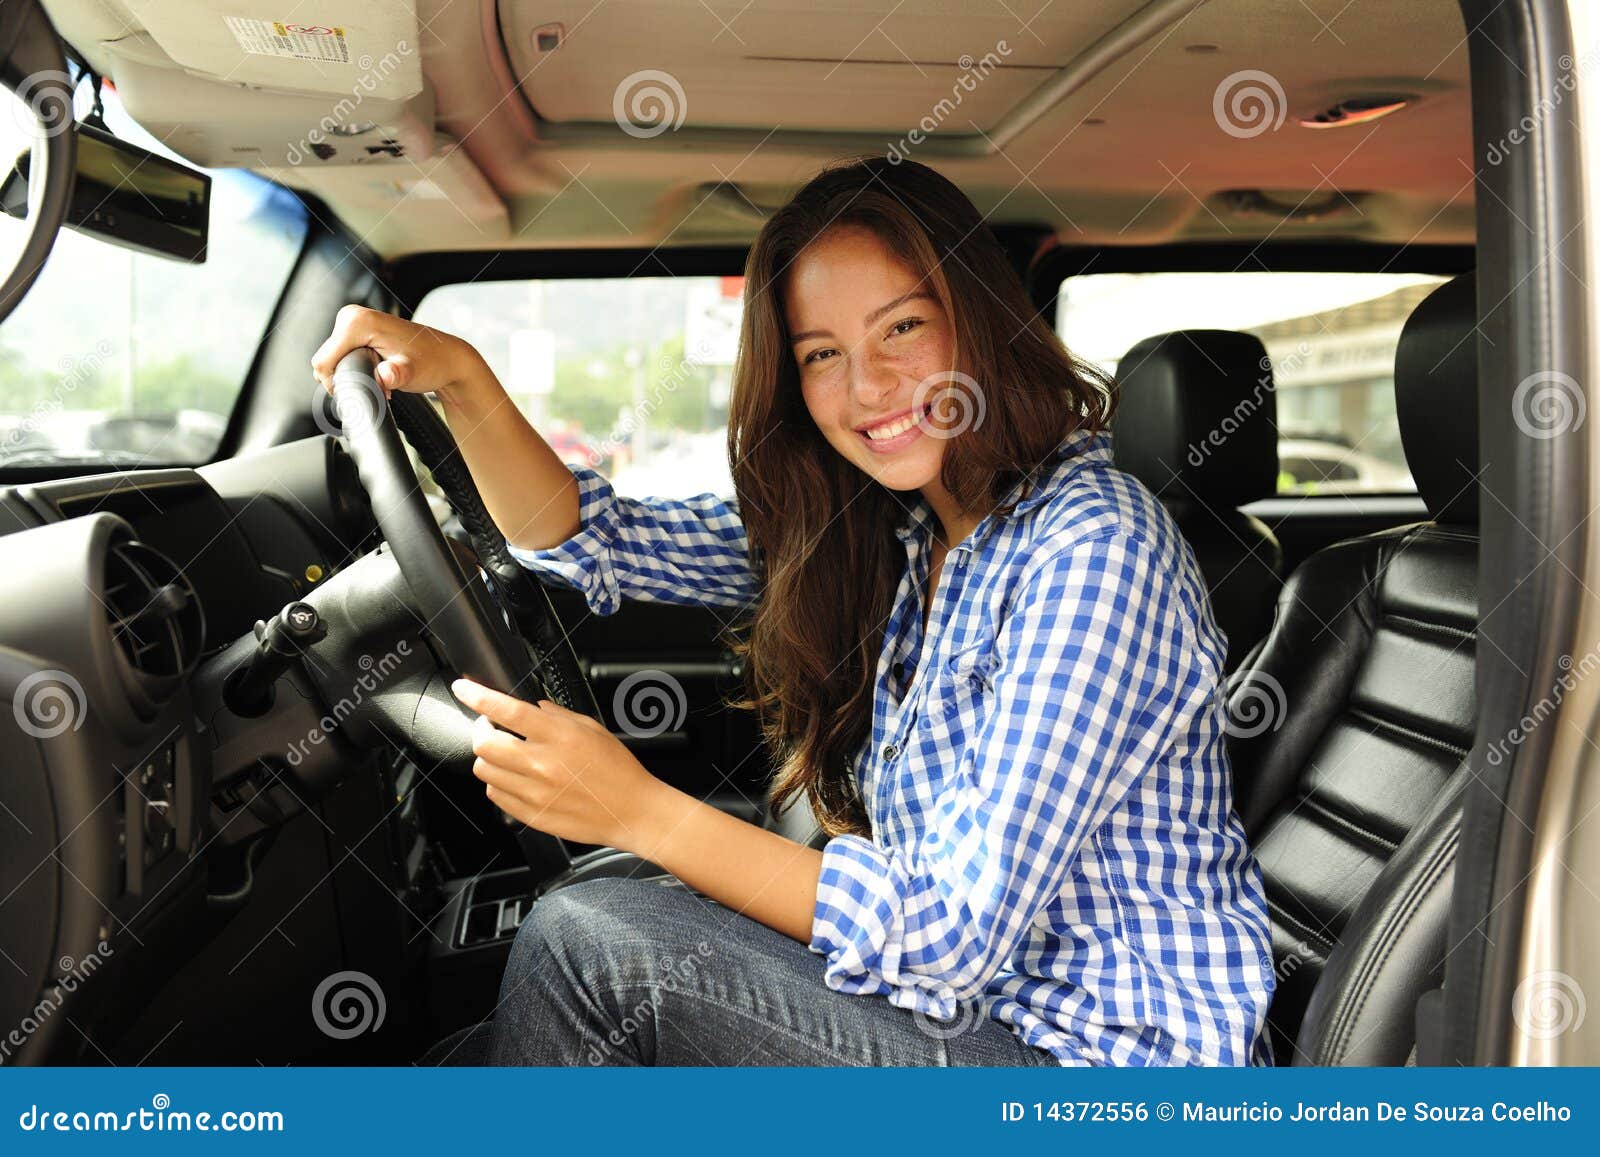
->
<box><xmin>1113</xmin><ymin>329</ymin><xmax>1284</xmax><ymax>670</ymax></box>
<box><xmin>1226</xmin><ymin>274</ymin><xmax>1480</xmax><ymax>1064</ymax></box>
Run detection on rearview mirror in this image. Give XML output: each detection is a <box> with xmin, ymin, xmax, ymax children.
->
<box><xmin>1</xmin><ymin>121</ymin><xmax>211</xmax><ymax>263</ymax></box>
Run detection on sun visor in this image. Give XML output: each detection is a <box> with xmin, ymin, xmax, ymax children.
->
<box><xmin>258</xmin><ymin>135</ymin><xmax>511</xmax><ymax>255</ymax></box>
<box><xmin>100</xmin><ymin>31</ymin><xmax>434</xmax><ymax>168</ymax></box>
<box><xmin>116</xmin><ymin>1</ymin><xmax>422</xmax><ymax>100</ymax></box>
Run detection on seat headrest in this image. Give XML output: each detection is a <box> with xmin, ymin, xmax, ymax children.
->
<box><xmin>1111</xmin><ymin>329</ymin><xmax>1279</xmax><ymax>508</ymax></box>
<box><xmin>1394</xmin><ymin>273</ymin><xmax>1478</xmax><ymax>525</ymax></box>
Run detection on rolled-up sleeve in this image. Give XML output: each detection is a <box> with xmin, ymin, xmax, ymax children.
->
<box><xmin>810</xmin><ymin>529</ymin><xmax>1206</xmax><ymax>1018</ymax></box>
<box><xmin>505</xmin><ymin>464</ymin><xmax>759</xmax><ymax>617</ymax></box>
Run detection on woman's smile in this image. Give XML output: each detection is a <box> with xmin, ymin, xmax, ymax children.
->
<box><xmin>856</xmin><ymin>401</ymin><xmax>936</xmax><ymax>453</ymax></box>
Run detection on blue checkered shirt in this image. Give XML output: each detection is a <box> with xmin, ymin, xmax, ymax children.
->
<box><xmin>508</xmin><ymin>427</ymin><xmax>1276</xmax><ymax>1067</ymax></box>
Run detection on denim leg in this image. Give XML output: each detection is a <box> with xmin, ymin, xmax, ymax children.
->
<box><xmin>485</xmin><ymin>877</ymin><xmax>1058</xmax><ymax>1067</ymax></box>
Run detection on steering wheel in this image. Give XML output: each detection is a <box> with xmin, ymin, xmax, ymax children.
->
<box><xmin>329</xmin><ymin>349</ymin><xmax>604</xmax><ymax>865</ymax></box>
<box><xmin>0</xmin><ymin>0</ymin><xmax>77</xmax><ymax>326</ymax></box>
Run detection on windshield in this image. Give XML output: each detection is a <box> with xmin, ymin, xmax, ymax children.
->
<box><xmin>0</xmin><ymin>83</ymin><xmax>308</xmax><ymax>467</ymax></box>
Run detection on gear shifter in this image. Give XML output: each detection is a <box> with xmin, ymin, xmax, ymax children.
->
<box><xmin>223</xmin><ymin>601</ymin><xmax>327</xmax><ymax>717</ymax></box>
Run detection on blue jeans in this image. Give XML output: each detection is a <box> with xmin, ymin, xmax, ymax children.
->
<box><xmin>427</xmin><ymin>877</ymin><xmax>1058</xmax><ymax>1067</ymax></box>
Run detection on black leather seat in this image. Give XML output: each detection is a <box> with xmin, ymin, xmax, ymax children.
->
<box><xmin>1112</xmin><ymin>329</ymin><xmax>1284</xmax><ymax>670</ymax></box>
<box><xmin>1226</xmin><ymin>273</ymin><xmax>1479</xmax><ymax>1065</ymax></box>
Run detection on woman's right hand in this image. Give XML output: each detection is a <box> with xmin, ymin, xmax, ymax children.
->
<box><xmin>311</xmin><ymin>304</ymin><xmax>495</xmax><ymax>404</ymax></box>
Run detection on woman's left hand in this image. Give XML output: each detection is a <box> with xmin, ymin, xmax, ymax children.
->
<box><xmin>450</xmin><ymin>677</ymin><xmax>666</xmax><ymax>850</ymax></box>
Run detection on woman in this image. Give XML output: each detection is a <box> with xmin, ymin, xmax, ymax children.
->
<box><xmin>312</xmin><ymin>157</ymin><xmax>1276</xmax><ymax>1067</ymax></box>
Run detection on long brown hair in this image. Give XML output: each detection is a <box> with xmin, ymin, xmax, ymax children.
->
<box><xmin>725</xmin><ymin>156</ymin><xmax>1114</xmax><ymax>838</ymax></box>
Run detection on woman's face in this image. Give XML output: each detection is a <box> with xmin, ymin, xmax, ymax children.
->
<box><xmin>785</xmin><ymin>225</ymin><xmax>955</xmax><ymax>494</ymax></box>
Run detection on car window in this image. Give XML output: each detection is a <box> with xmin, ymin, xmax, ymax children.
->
<box><xmin>1055</xmin><ymin>271</ymin><xmax>1448</xmax><ymax>495</ymax></box>
<box><xmin>413</xmin><ymin>277</ymin><xmax>740</xmax><ymax>500</ymax></box>
<box><xmin>0</xmin><ymin>85</ymin><xmax>308</xmax><ymax>467</ymax></box>
<box><xmin>1280</xmin><ymin>454</ymin><xmax>1358</xmax><ymax>484</ymax></box>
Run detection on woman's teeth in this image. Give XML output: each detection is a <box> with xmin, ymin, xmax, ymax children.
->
<box><xmin>863</xmin><ymin>404</ymin><xmax>933</xmax><ymax>441</ymax></box>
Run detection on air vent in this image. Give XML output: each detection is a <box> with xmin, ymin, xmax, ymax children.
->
<box><xmin>1298</xmin><ymin>95</ymin><xmax>1412</xmax><ymax>129</ymax></box>
<box><xmin>103</xmin><ymin>536</ymin><xmax>205</xmax><ymax>715</ymax></box>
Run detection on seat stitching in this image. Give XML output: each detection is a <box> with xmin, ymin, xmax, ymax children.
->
<box><xmin>1380</xmin><ymin>612</ymin><xmax>1477</xmax><ymax>642</ymax></box>
<box><xmin>1346</xmin><ymin>706</ymin><xmax>1471</xmax><ymax>758</ymax></box>
<box><xmin>1265</xmin><ymin>896</ymin><xmax>1337</xmax><ymax>955</ymax></box>
<box><xmin>1295</xmin><ymin>794</ymin><xmax>1401</xmax><ymax>854</ymax></box>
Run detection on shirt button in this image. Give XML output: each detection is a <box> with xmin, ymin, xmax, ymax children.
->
<box><xmin>882</xmin><ymin>742</ymin><xmax>900</xmax><ymax>761</ymax></box>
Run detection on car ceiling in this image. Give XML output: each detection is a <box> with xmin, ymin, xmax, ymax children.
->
<box><xmin>40</xmin><ymin>0</ymin><xmax>1474</xmax><ymax>257</ymax></box>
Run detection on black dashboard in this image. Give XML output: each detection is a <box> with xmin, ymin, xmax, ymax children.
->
<box><xmin>0</xmin><ymin>439</ymin><xmax>373</xmax><ymax>651</ymax></box>
<box><xmin>20</xmin><ymin>473</ymin><xmax>299</xmax><ymax>651</ymax></box>
<box><xmin>0</xmin><ymin>435</ymin><xmax>379</xmax><ymax>1063</ymax></box>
